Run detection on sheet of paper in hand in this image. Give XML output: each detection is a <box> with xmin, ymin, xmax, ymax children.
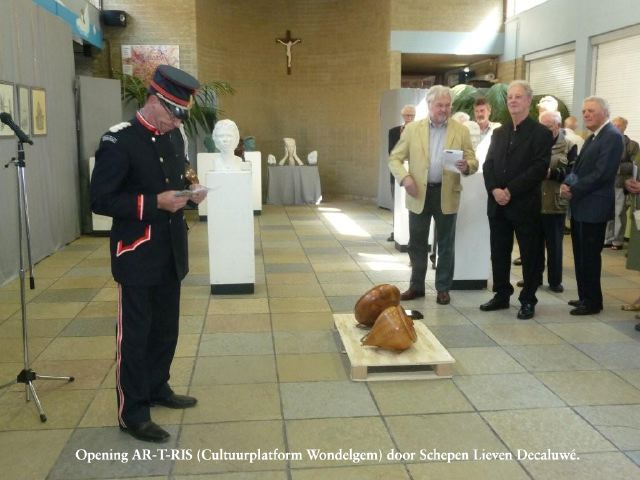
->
<box><xmin>443</xmin><ymin>149</ymin><xmax>463</xmax><ymax>173</ymax></box>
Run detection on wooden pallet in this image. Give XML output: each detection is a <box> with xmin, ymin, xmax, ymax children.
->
<box><xmin>333</xmin><ymin>313</ymin><xmax>455</xmax><ymax>381</ymax></box>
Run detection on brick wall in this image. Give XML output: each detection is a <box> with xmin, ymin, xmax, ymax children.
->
<box><xmin>95</xmin><ymin>0</ymin><xmax>198</xmax><ymax>79</ymax></box>
<box><xmin>391</xmin><ymin>0</ymin><xmax>504</xmax><ymax>31</ymax></box>
<box><xmin>196</xmin><ymin>0</ymin><xmax>391</xmax><ymax>199</ymax></box>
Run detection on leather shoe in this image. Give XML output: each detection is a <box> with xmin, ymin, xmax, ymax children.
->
<box><xmin>480</xmin><ymin>296</ymin><xmax>510</xmax><ymax>311</ymax></box>
<box><xmin>152</xmin><ymin>393</ymin><xmax>197</xmax><ymax>409</ymax></box>
<box><xmin>120</xmin><ymin>420</ymin><xmax>169</xmax><ymax>443</ymax></box>
<box><xmin>635</xmin><ymin>323</ymin><xmax>640</xmax><ymax>332</ymax></box>
<box><xmin>570</xmin><ymin>305</ymin><xmax>600</xmax><ymax>316</ymax></box>
<box><xmin>517</xmin><ymin>303</ymin><xmax>535</xmax><ymax>319</ymax></box>
<box><xmin>568</xmin><ymin>299</ymin><xmax>583</xmax><ymax>307</ymax></box>
<box><xmin>549</xmin><ymin>284</ymin><xmax>564</xmax><ymax>293</ymax></box>
<box><xmin>436</xmin><ymin>291</ymin><xmax>450</xmax><ymax>305</ymax></box>
<box><xmin>387</xmin><ymin>232</ymin><xmax>394</xmax><ymax>242</ymax></box>
<box><xmin>512</xmin><ymin>257</ymin><xmax>522</xmax><ymax>266</ymax></box>
<box><xmin>516</xmin><ymin>280</ymin><xmax>542</xmax><ymax>288</ymax></box>
<box><xmin>400</xmin><ymin>289</ymin><xmax>425</xmax><ymax>301</ymax></box>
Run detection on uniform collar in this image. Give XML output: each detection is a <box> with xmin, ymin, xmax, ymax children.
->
<box><xmin>136</xmin><ymin>111</ymin><xmax>161</xmax><ymax>136</ymax></box>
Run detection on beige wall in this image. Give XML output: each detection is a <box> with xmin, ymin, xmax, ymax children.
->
<box><xmin>95</xmin><ymin>0</ymin><xmax>198</xmax><ymax>79</ymax></box>
<box><xmin>196</xmin><ymin>0</ymin><xmax>391</xmax><ymax>198</ymax></box>
<box><xmin>497</xmin><ymin>57</ymin><xmax>525</xmax><ymax>84</ymax></box>
<box><xmin>391</xmin><ymin>0</ymin><xmax>503</xmax><ymax>31</ymax></box>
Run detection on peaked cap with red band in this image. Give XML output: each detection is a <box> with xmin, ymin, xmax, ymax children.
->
<box><xmin>148</xmin><ymin>65</ymin><xmax>200</xmax><ymax>118</ymax></box>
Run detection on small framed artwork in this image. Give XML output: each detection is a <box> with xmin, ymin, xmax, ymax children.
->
<box><xmin>0</xmin><ymin>81</ymin><xmax>16</xmax><ymax>138</ymax></box>
<box><xmin>17</xmin><ymin>86</ymin><xmax>31</xmax><ymax>136</ymax></box>
<box><xmin>31</xmin><ymin>87</ymin><xmax>46</xmax><ymax>136</ymax></box>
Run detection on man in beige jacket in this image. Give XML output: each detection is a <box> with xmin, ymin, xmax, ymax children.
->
<box><xmin>389</xmin><ymin>85</ymin><xmax>477</xmax><ymax>305</ymax></box>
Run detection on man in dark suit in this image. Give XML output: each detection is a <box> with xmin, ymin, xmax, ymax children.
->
<box><xmin>560</xmin><ymin>96</ymin><xmax>623</xmax><ymax>315</ymax></box>
<box><xmin>91</xmin><ymin>65</ymin><xmax>207</xmax><ymax>442</ymax></box>
<box><xmin>480</xmin><ymin>80</ymin><xmax>553</xmax><ymax>320</ymax></box>
<box><xmin>387</xmin><ymin>104</ymin><xmax>416</xmax><ymax>241</ymax></box>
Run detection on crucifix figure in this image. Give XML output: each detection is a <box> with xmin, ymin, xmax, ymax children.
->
<box><xmin>276</xmin><ymin>30</ymin><xmax>301</xmax><ymax>74</ymax></box>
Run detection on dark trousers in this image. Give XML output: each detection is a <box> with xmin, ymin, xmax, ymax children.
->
<box><xmin>489</xmin><ymin>209</ymin><xmax>542</xmax><ymax>304</ymax></box>
<box><xmin>116</xmin><ymin>281</ymin><xmax>180</xmax><ymax>427</ymax></box>
<box><xmin>570</xmin><ymin>219</ymin><xmax>606</xmax><ymax>310</ymax></box>
<box><xmin>537</xmin><ymin>213</ymin><xmax>565</xmax><ymax>287</ymax></box>
<box><xmin>408</xmin><ymin>185</ymin><xmax>457</xmax><ymax>292</ymax></box>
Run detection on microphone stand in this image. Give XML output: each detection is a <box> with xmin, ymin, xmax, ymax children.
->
<box><xmin>0</xmin><ymin>138</ymin><xmax>74</xmax><ymax>422</ymax></box>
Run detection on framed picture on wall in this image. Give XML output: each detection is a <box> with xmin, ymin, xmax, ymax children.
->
<box><xmin>17</xmin><ymin>86</ymin><xmax>31</xmax><ymax>136</ymax></box>
<box><xmin>0</xmin><ymin>81</ymin><xmax>16</xmax><ymax>138</ymax></box>
<box><xmin>31</xmin><ymin>88</ymin><xmax>47</xmax><ymax>136</ymax></box>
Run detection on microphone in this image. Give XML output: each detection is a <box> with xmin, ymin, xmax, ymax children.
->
<box><xmin>0</xmin><ymin>112</ymin><xmax>33</xmax><ymax>145</ymax></box>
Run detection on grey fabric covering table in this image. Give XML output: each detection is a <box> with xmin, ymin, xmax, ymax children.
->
<box><xmin>267</xmin><ymin>165</ymin><xmax>322</xmax><ymax>205</ymax></box>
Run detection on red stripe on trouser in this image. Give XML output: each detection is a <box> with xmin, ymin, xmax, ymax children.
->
<box><xmin>116</xmin><ymin>285</ymin><xmax>126</xmax><ymax>427</ymax></box>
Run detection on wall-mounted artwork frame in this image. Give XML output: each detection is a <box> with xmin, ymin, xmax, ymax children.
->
<box><xmin>17</xmin><ymin>85</ymin><xmax>31</xmax><ymax>136</ymax></box>
<box><xmin>0</xmin><ymin>81</ymin><xmax>16</xmax><ymax>138</ymax></box>
<box><xmin>31</xmin><ymin>87</ymin><xmax>47</xmax><ymax>136</ymax></box>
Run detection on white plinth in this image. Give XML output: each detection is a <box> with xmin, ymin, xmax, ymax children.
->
<box><xmin>206</xmin><ymin>170</ymin><xmax>255</xmax><ymax>294</ymax></box>
<box><xmin>244</xmin><ymin>151</ymin><xmax>262</xmax><ymax>214</ymax></box>
<box><xmin>198</xmin><ymin>152</ymin><xmax>261</xmax><ymax>218</ymax></box>
<box><xmin>392</xmin><ymin>167</ymin><xmax>489</xmax><ymax>289</ymax></box>
<box><xmin>453</xmin><ymin>173</ymin><xmax>490</xmax><ymax>288</ymax></box>
<box><xmin>89</xmin><ymin>156</ymin><xmax>112</xmax><ymax>233</ymax></box>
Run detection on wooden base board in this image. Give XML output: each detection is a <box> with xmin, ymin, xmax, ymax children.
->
<box><xmin>333</xmin><ymin>313</ymin><xmax>455</xmax><ymax>381</ymax></box>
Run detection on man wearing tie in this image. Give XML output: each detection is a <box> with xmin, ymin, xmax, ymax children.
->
<box><xmin>560</xmin><ymin>96</ymin><xmax>623</xmax><ymax>315</ymax></box>
<box><xmin>389</xmin><ymin>86</ymin><xmax>477</xmax><ymax>305</ymax></box>
<box><xmin>387</xmin><ymin>104</ymin><xmax>416</xmax><ymax>242</ymax></box>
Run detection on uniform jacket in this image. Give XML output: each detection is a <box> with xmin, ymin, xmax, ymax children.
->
<box><xmin>568</xmin><ymin>122</ymin><xmax>623</xmax><ymax>223</ymax></box>
<box><xmin>483</xmin><ymin>116</ymin><xmax>553</xmax><ymax>220</ymax></box>
<box><xmin>388</xmin><ymin>118</ymin><xmax>477</xmax><ymax>215</ymax></box>
<box><xmin>91</xmin><ymin>116</ymin><xmax>190</xmax><ymax>286</ymax></box>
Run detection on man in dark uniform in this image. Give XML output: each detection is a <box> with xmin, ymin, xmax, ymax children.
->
<box><xmin>91</xmin><ymin>65</ymin><xmax>207</xmax><ymax>443</ymax></box>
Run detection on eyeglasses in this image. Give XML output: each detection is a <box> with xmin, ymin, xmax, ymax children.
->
<box><xmin>158</xmin><ymin>96</ymin><xmax>189</xmax><ymax>121</ymax></box>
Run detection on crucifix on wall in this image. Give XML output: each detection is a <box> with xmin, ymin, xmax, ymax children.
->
<box><xmin>276</xmin><ymin>30</ymin><xmax>301</xmax><ymax>75</ymax></box>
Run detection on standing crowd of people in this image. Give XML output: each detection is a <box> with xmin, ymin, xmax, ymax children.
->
<box><xmin>388</xmin><ymin>79</ymin><xmax>638</xmax><ymax>323</ymax></box>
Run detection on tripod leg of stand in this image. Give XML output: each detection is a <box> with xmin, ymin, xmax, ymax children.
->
<box><xmin>36</xmin><ymin>374</ymin><xmax>75</xmax><ymax>382</ymax></box>
<box><xmin>26</xmin><ymin>381</ymin><xmax>47</xmax><ymax>422</ymax></box>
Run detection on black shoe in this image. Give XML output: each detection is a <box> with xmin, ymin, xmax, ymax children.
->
<box><xmin>512</xmin><ymin>257</ymin><xmax>522</xmax><ymax>266</ymax></box>
<box><xmin>549</xmin><ymin>284</ymin><xmax>564</xmax><ymax>293</ymax></box>
<box><xmin>635</xmin><ymin>323</ymin><xmax>640</xmax><ymax>332</ymax></box>
<box><xmin>516</xmin><ymin>280</ymin><xmax>542</xmax><ymax>288</ymax></box>
<box><xmin>480</xmin><ymin>296</ymin><xmax>510</xmax><ymax>311</ymax></box>
<box><xmin>387</xmin><ymin>232</ymin><xmax>394</xmax><ymax>242</ymax></box>
<box><xmin>568</xmin><ymin>299</ymin><xmax>583</xmax><ymax>307</ymax></box>
<box><xmin>152</xmin><ymin>393</ymin><xmax>197</xmax><ymax>409</ymax></box>
<box><xmin>570</xmin><ymin>305</ymin><xmax>600</xmax><ymax>316</ymax></box>
<box><xmin>517</xmin><ymin>303</ymin><xmax>535</xmax><ymax>320</ymax></box>
<box><xmin>120</xmin><ymin>420</ymin><xmax>169</xmax><ymax>443</ymax></box>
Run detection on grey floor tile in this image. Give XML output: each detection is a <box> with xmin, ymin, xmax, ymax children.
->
<box><xmin>428</xmin><ymin>325</ymin><xmax>497</xmax><ymax>348</ymax></box>
<box><xmin>522</xmin><ymin>451</ymin><xmax>640</xmax><ymax>480</ymax></box>
<box><xmin>504</xmin><ymin>344</ymin><xmax>602</xmax><ymax>372</ymax></box>
<box><xmin>280</xmin><ymin>381</ymin><xmax>378</xmax><ymax>419</ymax></box>
<box><xmin>32</xmin><ymin>288</ymin><xmax>99</xmax><ymax>303</ymax></box>
<box><xmin>482</xmin><ymin>407</ymin><xmax>615</xmax><ymax>454</ymax></box>
<box><xmin>536</xmin><ymin>370</ymin><xmax>640</xmax><ymax>405</ymax></box>
<box><xmin>274</xmin><ymin>330</ymin><xmax>338</xmax><ymax>354</ymax></box>
<box><xmin>449</xmin><ymin>346</ymin><xmax>526</xmax><ymax>374</ymax></box>
<box><xmin>264</xmin><ymin>263</ymin><xmax>314</xmax><ymax>273</ymax></box>
<box><xmin>199</xmin><ymin>332</ymin><xmax>274</xmax><ymax>356</ymax></box>
<box><xmin>369</xmin><ymin>379</ymin><xmax>473</xmax><ymax>415</ymax></box>
<box><xmin>454</xmin><ymin>373</ymin><xmax>564</xmax><ymax>410</ymax></box>
<box><xmin>576</xmin><ymin>405</ymin><xmax>640</xmax><ymax>450</ymax></box>
<box><xmin>576</xmin><ymin>343</ymin><xmax>640</xmax><ymax>369</ymax></box>
<box><xmin>60</xmin><ymin>317</ymin><xmax>115</xmax><ymax>337</ymax></box>
<box><xmin>326</xmin><ymin>296</ymin><xmax>361</xmax><ymax>313</ymax></box>
<box><xmin>192</xmin><ymin>355</ymin><xmax>277</xmax><ymax>385</ymax></box>
<box><xmin>49</xmin><ymin>426</ymin><xmax>178</xmax><ymax>479</ymax></box>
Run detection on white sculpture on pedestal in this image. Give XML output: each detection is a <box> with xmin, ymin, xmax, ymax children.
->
<box><xmin>211</xmin><ymin>119</ymin><xmax>248</xmax><ymax>171</ymax></box>
<box><xmin>267</xmin><ymin>154</ymin><xmax>277</xmax><ymax>165</ymax></box>
<box><xmin>307</xmin><ymin>150</ymin><xmax>318</xmax><ymax>165</ymax></box>
<box><xmin>279</xmin><ymin>137</ymin><xmax>304</xmax><ymax>166</ymax></box>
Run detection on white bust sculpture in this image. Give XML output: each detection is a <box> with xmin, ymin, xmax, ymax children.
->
<box><xmin>307</xmin><ymin>150</ymin><xmax>318</xmax><ymax>165</ymax></box>
<box><xmin>267</xmin><ymin>154</ymin><xmax>277</xmax><ymax>165</ymax></box>
<box><xmin>211</xmin><ymin>119</ymin><xmax>249</xmax><ymax>171</ymax></box>
<box><xmin>279</xmin><ymin>137</ymin><xmax>304</xmax><ymax>166</ymax></box>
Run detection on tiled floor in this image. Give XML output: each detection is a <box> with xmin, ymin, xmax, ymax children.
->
<box><xmin>1</xmin><ymin>200</ymin><xmax>640</xmax><ymax>479</ymax></box>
